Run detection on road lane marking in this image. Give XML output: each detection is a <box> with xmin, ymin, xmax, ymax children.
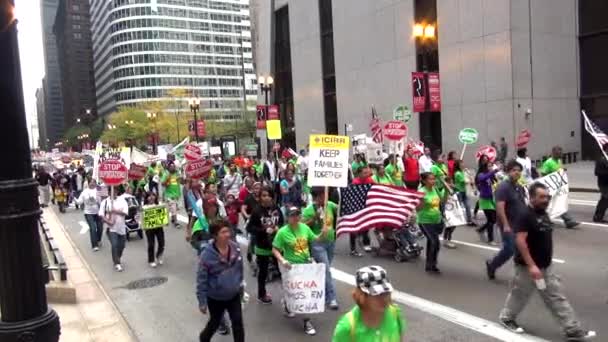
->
<box><xmin>331</xmin><ymin>268</ymin><xmax>550</xmax><ymax>342</ymax></box>
<box><xmin>78</xmin><ymin>220</ymin><xmax>89</xmax><ymax>234</ymax></box>
<box><xmin>553</xmin><ymin>218</ymin><xmax>608</xmax><ymax>230</ymax></box>
<box><xmin>569</xmin><ymin>199</ymin><xmax>596</xmax><ymax>206</ymax></box>
<box><xmin>441</xmin><ymin>238</ymin><xmax>566</xmax><ymax>264</ymax></box>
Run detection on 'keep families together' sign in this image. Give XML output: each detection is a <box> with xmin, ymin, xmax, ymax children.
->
<box><xmin>307</xmin><ymin>134</ymin><xmax>350</xmax><ymax>188</ymax></box>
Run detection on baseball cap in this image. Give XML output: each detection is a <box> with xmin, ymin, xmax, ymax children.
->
<box><xmin>355</xmin><ymin>265</ymin><xmax>393</xmax><ymax>296</ymax></box>
<box><xmin>287</xmin><ymin>206</ymin><xmax>301</xmax><ymax>216</ymax></box>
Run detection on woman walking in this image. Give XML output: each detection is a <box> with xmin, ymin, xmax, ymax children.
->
<box><xmin>99</xmin><ymin>186</ymin><xmax>129</xmax><ymax>272</ymax></box>
<box><xmin>453</xmin><ymin>160</ymin><xmax>475</xmax><ymax>226</ymax></box>
<box><xmin>332</xmin><ymin>265</ymin><xmax>406</xmax><ymax>341</ymax></box>
<box><xmin>77</xmin><ymin>179</ymin><xmax>102</xmax><ymax>251</ymax></box>
<box><xmin>144</xmin><ymin>192</ymin><xmax>165</xmax><ymax>268</ymax></box>
<box><xmin>417</xmin><ymin>172</ymin><xmax>446</xmax><ymax>274</ymax></box>
<box><xmin>196</xmin><ymin>220</ymin><xmax>245</xmax><ymax>342</ymax></box>
<box><xmin>475</xmin><ymin>155</ymin><xmax>498</xmax><ymax>245</ymax></box>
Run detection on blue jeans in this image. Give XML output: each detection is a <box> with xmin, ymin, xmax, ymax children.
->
<box><xmin>84</xmin><ymin>214</ymin><xmax>102</xmax><ymax>248</ymax></box>
<box><xmin>108</xmin><ymin>231</ymin><xmax>126</xmax><ymax>265</ymax></box>
<box><xmin>489</xmin><ymin>230</ymin><xmax>515</xmax><ymax>271</ymax></box>
<box><xmin>311</xmin><ymin>241</ymin><xmax>337</xmax><ymax>303</ymax></box>
<box><xmin>457</xmin><ymin>191</ymin><xmax>473</xmax><ymax>223</ymax></box>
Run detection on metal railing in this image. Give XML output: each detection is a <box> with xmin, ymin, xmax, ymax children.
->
<box><xmin>39</xmin><ymin>218</ymin><xmax>68</xmax><ymax>282</ymax></box>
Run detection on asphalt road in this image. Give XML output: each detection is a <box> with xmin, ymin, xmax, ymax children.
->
<box><xmin>50</xmin><ymin>193</ymin><xmax>607</xmax><ymax>342</ymax></box>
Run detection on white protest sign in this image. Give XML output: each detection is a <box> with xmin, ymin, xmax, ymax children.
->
<box><xmin>281</xmin><ymin>263</ymin><xmax>326</xmax><ymax>314</ymax></box>
<box><xmin>210</xmin><ymin>146</ymin><xmax>222</xmax><ymax>155</ymax></box>
<box><xmin>307</xmin><ymin>134</ymin><xmax>350</xmax><ymax>188</ymax></box>
<box><xmin>198</xmin><ymin>141</ymin><xmax>210</xmax><ymax>156</ymax></box>
<box><xmin>530</xmin><ymin>170</ymin><xmax>569</xmax><ymax>219</ymax></box>
<box><xmin>443</xmin><ymin>194</ymin><xmax>467</xmax><ymax>227</ymax></box>
<box><xmin>366</xmin><ymin>143</ymin><xmax>384</xmax><ymax>165</ymax></box>
<box><xmin>389</xmin><ymin>138</ymin><xmax>406</xmax><ymax>155</ymax></box>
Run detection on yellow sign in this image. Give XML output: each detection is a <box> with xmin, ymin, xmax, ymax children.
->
<box><xmin>267</xmin><ymin>120</ymin><xmax>282</xmax><ymax>140</ymax></box>
<box><xmin>142</xmin><ymin>205</ymin><xmax>169</xmax><ymax>229</ymax></box>
<box><xmin>309</xmin><ymin>134</ymin><xmax>350</xmax><ymax>149</ymax></box>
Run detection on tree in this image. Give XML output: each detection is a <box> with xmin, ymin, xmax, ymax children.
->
<box><xmin>100</xmin><ymin>107</ymin><xmax>152</xmax><ymax>146</ymax></box>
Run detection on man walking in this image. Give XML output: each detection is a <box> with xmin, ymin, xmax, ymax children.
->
<box><xmin>593</xmin><ymin>144</ymin><xmax>608</xmax><ymax>223</ymax></box>
<box><xmin>486</xmin><ymin>160</ymin><xmax>526</xmax><ymax>279</ymax></box>
<box><xmin>36</xmin><ymin>166</ymin><xmax>52</xmax><ymax>207</ymax></box>
<box><xmin>162</xmin><ymin>163</ymin><xmax>182</xmax><ymax>228</ymax></box>
<box><xmin>540</xmin><ymin>146</ymin><xmax>579</xmax><ymax>228</ymax></box>
<box><xmin>498</xmin><ymin>183</ymin><xmax>596</xmax><ymax>341</ymax></box>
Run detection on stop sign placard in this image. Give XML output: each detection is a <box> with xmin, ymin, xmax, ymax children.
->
<box><xmin>475</xmin><ymin>145</ymin><xmax>497</xmax><ymax>162</ymax></box>
<box><xmin>383</xmin><ymin>120</ymin><xmax>408</xmax><ymax>141</ymax></box>
<box><xmin>99</xmin><ymin>160</ymin><xmax>128</xmax><ymax>186</ymax></box>
<box><xmin>184</xmin><ymin>143</ymin><xmax>202</xmax><ymax>161</ymax></box>
<box><xmin>185</xmin><ymin>159</ymin><xmax>213</xmax><ymax>179</ymax></box>
<box><xmin>516</xmin><ymin>129</ymin><xmax>532</xmax><ymax>148</ymax></box>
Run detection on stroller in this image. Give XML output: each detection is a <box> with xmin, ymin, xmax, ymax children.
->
<box><xmin>124</xmin><ymin>195</ymin><xmax>143</xmax><ymax>241</ymax></box>
<box><xmin>373</xmin><ymin>222</ymin><xmax>424</xmax><ymax>262</ymax></box>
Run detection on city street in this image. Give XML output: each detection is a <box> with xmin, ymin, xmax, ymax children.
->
<box><xmin>51</xmin><ymin>193</ymin><xmax>607</xmax><ymax>342</ymax></box>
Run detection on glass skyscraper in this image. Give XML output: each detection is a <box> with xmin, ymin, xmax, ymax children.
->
<box><xmin>90</xmin><ymin>0</ymin><xmax>257</xmax><ymax>119</ymax></box>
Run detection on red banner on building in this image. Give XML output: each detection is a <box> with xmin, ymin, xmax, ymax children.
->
<box><xmin>256</xmin><ymin>105</ymin><xmax>267</xmax><ymax>129</ymax></box>
<box><xmin>411</xmin><ymin>72</ymin><xmax>427</xmax><ymax>112</ymax></box>
<box><xmin>188</xmin><ymin>120</ymin><xmax>206</xmax><ymax>137</ymax></box>
<box><xmin>268</xmin><ymin>104</ymin><xmax>280</xmax><ymax>120</ymax></box>
<box><xmin>428</xmin><ymin>72</ymin><xmax>441</xmax><ymax>112</ymax></box>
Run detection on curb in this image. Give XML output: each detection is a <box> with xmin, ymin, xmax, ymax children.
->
<box><xmin>44</xmin><ymin>207</ymin><xmax>139</xmax><ymax>342</ymax></box>
<box><xmin>570</xmin><ymin>187</ymin><xmax>599</xmax><ymax>193</ymax></box>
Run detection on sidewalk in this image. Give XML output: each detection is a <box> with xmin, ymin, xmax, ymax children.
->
<box><xmin>567</xmin><ymin>161</ymin><xmax>598</xmax><ymax>192</ymax></box>
<box><xmin>43</xmin><ymin>207</ymin><xmax>136</xmax><ymax>342</ymax></box>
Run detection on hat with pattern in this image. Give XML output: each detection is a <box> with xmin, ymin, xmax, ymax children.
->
<box><xmin>355</xmin><ymin>265</ymin><xmax>393</xmax><ymax>296</ymax></box>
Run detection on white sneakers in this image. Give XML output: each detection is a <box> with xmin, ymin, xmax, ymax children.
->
<box><xmin>149</xmin><ymin>262</ymin><xmax>157</xmax><ymax>268</ymax></box>
<box><xmin>114</xmin><ymin>264</ymin><xmax>123</xmax><ymax>272</ymax></box>
<box><xmin>93</xmin><ymin>247</ymin><xmax>99</xmax><ymax>252</ymax></box>
<box><xmin>157</xmin><ymin>258</ymin><xmax>164</xmax><ymax>265</ymax></box>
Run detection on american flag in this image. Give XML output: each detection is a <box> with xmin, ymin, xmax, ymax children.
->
<box><xmin>370</xmin><ymin>106</ymin><xmax>383</xmax><ymax>143</ymax></box>
<box><xmin>337</xmin><ymin>184</ymin><xmax>423</xmax><ymax>236</ymax></box>
<box><xmin>582</xmin><ymin>110</ymin><xmax>608</xmax><ymax>148</ymax></box>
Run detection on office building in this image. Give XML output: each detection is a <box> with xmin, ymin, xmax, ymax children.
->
<box><xmin>89</xmin><ymin>0</ymin><xmax>257</xmax><ymax>121</ymax></box>
<box><xmin>41</xmin><ymin>0</ymin><xmax>65</xmax><ymax>145</ymax></box>
<box><xmin>54</xmin><ymin>0</ymin><xmax>97</xmax><ymax>127</ymax></box>
<box><xmin>36</xmin><ymin>84</ymin><xmax>48</xmax><ymax>150</ymax></box>
<box><xmin>253</xmin><ymin>0</ymin><xmax>590</xmax><ymax>161</ymax></box>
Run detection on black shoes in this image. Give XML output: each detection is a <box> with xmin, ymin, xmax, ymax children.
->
<box><xmin>499</xmin><ymin>318</ymin><xmax>524</xmax><ymax>333</ymax></box>
<box><xmin>425</xmin><ymin>266</ymin><xmax>441</xmax><ymax>274</ymax></box>
<box><xmin>566</xmin><ymin>330</ymin><xmax>597</xmax><ymax>341</ymax></box>
<box><xmin>485</xmin><ymin>260</ymin><xmax>496</xmax><ymax>280</ymax></box>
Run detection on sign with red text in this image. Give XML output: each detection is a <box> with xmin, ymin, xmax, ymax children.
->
<box><xmin>184</xmin><ymin>159</ymin><xmax>213</xmax><ymax>179</ymax></box>
<box><xmin>516</xmin><ymin>129</ymin><xmax>532</xmax><ymax>148</ymax></box>
<box><xmin>281</xmin><ymin>263</ymin><xmax>326</xmax><ymax>314</ymax></box>
<box><xmin>428</xmin><ymin>72</ymin><xmax>442</xmax><ymax>111</ymax></box>
<box><xmin>256</xmin><ymin>105</ymin><xmax>267</xmax><ymax>129</ymax></box>
<box><xmin>184</xmin><ymin>143</ymin><xmax>202</xmax><ymax>161</ymax></box>
<box><xmin>383</xmin><ymin>120</ymin><xmax>408</xmax><ymax>141</ymax></box>
<box><xmin>268</xmin><ymin>104</ymin><xmax>280</xmax><ymax>120</ymax></box>
<box><xmin>412</xmin><ymin>72</ymin><xmax>427</xmax><ymax>112</ymax></box>
<box><xmin>128</xmin><ymin>163</ymin><xmax>147</xmax><ymax>181</ymax></box>
<box><xmin>98</xmin><ymin>160</ymin><xmax>128</xmax><ymax>186</ymax></box>
<box><xmin>307</xmin><ymin>134</ymin><xmax>350</xmax><ymax>188</ymax></box>
<box><xmin>476</xmin><ymin>145</ymin><xmax>497</xmax><ymax>162</ymax></box>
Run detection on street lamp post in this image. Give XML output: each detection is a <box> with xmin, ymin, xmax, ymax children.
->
<box><xmin>258</xmin><ymin>75</ymin><xmax>273</xmax><ymax>154</ymax></box>
<box><xmin>0</xmin><ymin>2</ymin><xmax>61</xmax><ymax>341</ymax></box>
<box><xmin>147</xmin><ymin>112</ymin><xmax>158</xmax><ymax>154</ymax></box>
<box><xmin>188</xmin><ymin>98</ymin><xmax>201</xmax><ymax>143</ymax></box>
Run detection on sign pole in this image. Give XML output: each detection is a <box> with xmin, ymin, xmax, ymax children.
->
<box><xmin>323</xmin><ymin>186</ymin><xmax>329</xmax><ymax>229</ymax></box>
<box><xmin>459</xmin><ymin>143</ymin><xmax>467</xmax><ymax>160</ymax></box>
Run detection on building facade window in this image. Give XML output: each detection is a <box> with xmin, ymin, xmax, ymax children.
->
<box><xmin>274</xmin><ymin>5</ymin><xmax>295</xmax><ymax>147</ymax></box>
<box><xmin>319</xmin><ymin>0</ymin><xmax>338</xmax><ymax>135</ymax></box>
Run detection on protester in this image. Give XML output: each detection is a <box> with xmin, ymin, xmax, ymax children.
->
<box><xmin>147</xmin><ymin>161</ymin><xmax>160</xmax><ymax>195</ymax></box>
<box><xmin>403</xmin><ymin>148</ymin><xmax>420</xmax><ymax>190</ymax></box>
<box><xmin>272</xmin><ymin>206</ymin><xmax>330</xmax><ymax>336</ymax></box>
<box><xmin>99</xmin><ymin>186</ymin><xmax>129</xmax><ymax>272</ymax></box>
<box><xmin>223</xmin><ymin>163</ymin><xmax>243</xmax><ymax>199</ymax></box>
<box><xmin>446</xmin><ymin>151</ymin><xmax>457</xmax><ymax>179</ymax></box>
<box><xmin>332</xmin><ymin>266</ymin><xmax>406</xmax><ymax>341</ymax></box>
<box><xmin>197</xmin><ymin>220</ymin><xmax>245</xmax><ymax>342</ymax></box>
<box><xmin>161</xmin><ymin>163</ymin><xmax>182</xmax><ymax>229</ymax></box>
<box><xmin>77</xmin><ymin>179</ymin><xmax>102</xmax><ymax>251</ymax></box>
<box><xmin>516</xmin><ymin>148</ymin><xmax>533</xmax><ymax>184</ymax></box>
<box><xmin>498</xmin><ymin>183</ymin><xmax>597</xmax><ymax>341</ymax></box>
<box><xmin>418</xmin><ymin>147</ymin><xmax>433</xmax><ymax>173</ymax></box>
<box><xmin>247</xmin><ymin>186</ymin><xmax>283</xmax><ymax>304</ymax></box>
<box><xmin>441</xmin><ymin>176</ymin><xmax>458</xmax><ymax>249</ymax></box>
<box><xmin>498</xmin><ymin>137</ymin><xmax>508</xmax><ymax>164</ymax></box>
<box><xmin>384</xmin><ymin>155</ymin><xmax>403</xmax><ymax>186</ymax></box>
<box><xmin>36</xmin><ymin>166</ymin><xmax>52</xmax><ymax>207</ymax></box>
<box><xmin>453</xmin><ymin>160</ymin><xmax>474</xmax><ymax>226</ymax></box>
<box><xmin>302</xmin><ymin>187</ymin><xmax>339</xmax><ymax>310</ymax></box>
<box><xmin>540</xmin><ymin>146</ymin><xmax>579</xmax><ymax>228</ymax></box>
<box><xmin>593</xmin><ymin>144</ymin><xmax>608</xmax><ymax>223</ymax></box>
<box><xmin>144</xmin><ymin>192</ymin><xmax>165</xmax><ymax>268</ymax></box>
<box><xmin>430</xmin><ymin>150</ymin><xmax>448</xmax><ymax>192</ymax></box>
<box><xmin>351</xmin><ymin>154</ymin><xmax>367</xmax><ymax>177</ymax></box>
<box><xmin>486</xmin><ymin>160</ymin><xmax>526</xmax><ymax>280</ymax></box>
<box><xmin>417</xmin><ymin>172</ymin><xmax>445</xmax><ymax>274</ymax></box>
<box><xmin>475</xmin><ymin>155</ymin><xmax>498</xmax><ymax>244</ymax></box>
<box><xmin>350</xmin><ymin>166</ymin><xmax>373</xmax><ymax>255</ymax></box>
<box><xmin>71</xmin><ymin>167</ymin><xmax>85</xmax><ymax>209</ymax></box>
<box><xmin>263</xmin><ymin>153</ymin><xmax>278</xmax><ymax>184</ymax></box>
<box><xmin>372</xmin><ymin>164</ymin><xmax>393</xmax><ymax>185</ymax></box>
<box><xmin>225</xmin><ymin>194</ymin><xmax>240</xmax><ymax>235</ymax></box>
<box><xmin>279</xmin><ymin>169</ymin><xmax>302</xmax><ymax>216</ymax></box>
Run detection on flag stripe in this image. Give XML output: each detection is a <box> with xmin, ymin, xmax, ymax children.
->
<box><xmin>338</xmin><ymin>209</ymin><xmax>413</xmax><ymax>228</ymax></box>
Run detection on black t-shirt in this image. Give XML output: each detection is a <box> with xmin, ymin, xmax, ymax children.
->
<box><xmin>247</xmin><ymin>204</ymin><xmax>284</xmax><ymax>251</ymax></box>
<box><xmin>514</xmin><ymin>206</ymin><xmax>554</xmax><ymax>269</ymax></box>
<box><xmin>244</xmin><ymin>193</ymin><xmax>259</xmax><ymax>215</ymax></box>
<box><xmin>36</xmin><ymin>173</ymin><xmax>51</xmax><ymax>186</ymax></box>
<box><xmin>494</xmin><ymin>180</ymin><xmax>527</xmax><ymax>228</ymax></box>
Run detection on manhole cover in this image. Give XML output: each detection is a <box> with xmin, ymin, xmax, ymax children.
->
<box><xmin>123</xmin><ymin>276</ymin><xmax>168</xmax><ymax>290</ymax></box>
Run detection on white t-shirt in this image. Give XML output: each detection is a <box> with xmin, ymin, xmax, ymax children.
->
<box><xmin>77</xmin><ymin>188</ymin><xmax>100</xmax><ymax>215</ymax></box>
<box><xmin>516</xmin><ymin>156</ymin><xmax>533</xmax><ymax>183</ymax></box>
<box><xmin>191</xmin><ymin>198</ymin><xmax>227</xmax><ymax>219</ymax></box>
<box><xmin>99</xmin><ymin>197</ymin><xmax>129</xmax><ymax>235</ymax></box>
<box><xmin>223</xmin><ymin>173</ymin><xmax>242</xmax><ymax>197</ymax></box>
<box><xmin>419</xmin><ymin>155</ymin><xmax>433</xmax><ymax>173</ymax></box>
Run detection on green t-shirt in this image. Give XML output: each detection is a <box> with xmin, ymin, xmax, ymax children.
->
<box><xmin>332</xmin><ymin>305</ymin><xmax>405</xmax><ymax>342</ymax></box>
<box><xmin>272</xmin><ymin>223</ymin><xmax>317</xmax><ymax>264</ymax></box>
<box><xmin>373</xmin><ymin>173</ymin><xmax>393</xmax><ymax>185</ymax></box>
<box><xmin>253</xmin><ymin>163</ymin><xmax>263</xmax><ymax>177</ymax></box>
<box><xmin>351</xmin><ymin>161</ymin><xmax>366</xmax><ymax>175</ymax></box>
<box><xmin>162</xmin><ymin>172</ymin><xmax>181</xmax><ymax>199</ymax></box>
<box><xmin>416</xmin><ymin>186</ymin><xmax>442</xmax><ymax>224</ymax></box>
<box><xmin>430</xmin><ymin>163</ymin><xmax>448</xmax><ymax>190</ymax></box>
<box><xmin>540</xmin><ymin>157</ymin><xmax>562</xmax><ymax>176</ymax></box>
<box><xmin>301</xmin><ymin>201</ymin><xmax>338</xmax><ymax>241</ymax></box>
<box><xmin>384</xmin><ymin>164</ymin><xmax>403</xmax><ymax>186</ymax></box>
<box><xmin>454</xmin><ymin>170</ymin><xmax>466</xmax><ymax>193</ymax></box>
